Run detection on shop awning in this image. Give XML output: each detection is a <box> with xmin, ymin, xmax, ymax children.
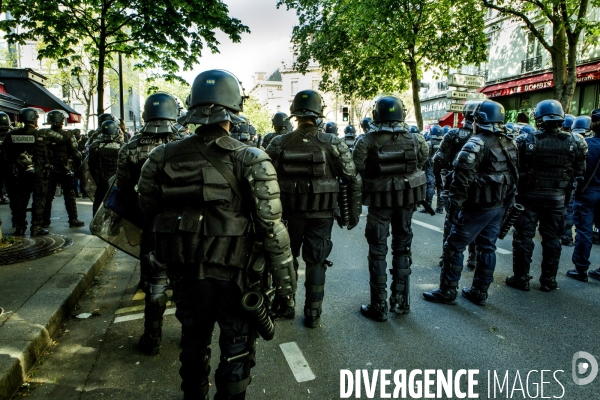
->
<box><xmin>438</xmin><ymin>111</ymin><xmax>464</xmax><ymax>128</ymax></box>
<box><xmin>0</xmin><ymin>69</ymin><xmax>81</xmax><ymax>123</ymax></box>
<box><xmin>482</xmin><ymin>60</ymin><xmax>600</xmax><ymax>98</ymax></box>
<box><xmin>0</xmin><ymin>82</ymin><xmax>26</xmax><ymax>118</ymax></box>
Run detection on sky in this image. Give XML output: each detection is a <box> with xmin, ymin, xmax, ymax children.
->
<box><xmin>180</xmin><ymin>0</ymin><xmax>299</xmax><ymax>90</ymax></box>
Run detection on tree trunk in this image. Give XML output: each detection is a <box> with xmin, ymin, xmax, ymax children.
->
<box><xmin>563</xmin><ymin>27</ymin><xmax>580</xmax><ymax>114</ymax></box>
<box><xmin>96</xmin><ymin>20</ymin><xmax>107</xmax><ymax>116</ymax></box>
<box><xmin>408</xmin><ymin>60</ymin><xmax>423</xmax><ymax>130</ymax></box>
<box><xmin>551</xmin><ymin>23</ymin><xmax>573</xmax><ymax>112</ymax></box>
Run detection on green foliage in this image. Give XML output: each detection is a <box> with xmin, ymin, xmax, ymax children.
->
<box><xmin>143</xmin><ymin>76</ymin><xmax>190</xmax><ymax>106</ymax></box>
<box><xmin>0</xmin><ymin>0</ymin><xmax>249</xmax><ymax>113</ymax></box>
<box><xmin>278</xmin><ymin>0</ymin><xmax>487</xmax><ymax>127</ymax></box>
<box><xmin>0</xmin><ymin>45</ymin><xmax>17</xmax><ymax>68</ymax></box>
<box><xmin>242</xmin><ymin>96</ymin><xmax>272</xmax><ymax>136</ymax></box>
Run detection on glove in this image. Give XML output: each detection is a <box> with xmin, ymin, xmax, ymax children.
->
<box><xmin>347</xmin><ymin>215</ymin><xmax>359</xmax><ymax>230</ymax></box>
<box><xmin>447</xmin><ymin>205</ymin><xmax>462</xmax><ymax>226</ymax></box>
<box><xmin>334</xmin><ymin>207</ymin><xmax>344</xmax><ymax>229</ymax></box>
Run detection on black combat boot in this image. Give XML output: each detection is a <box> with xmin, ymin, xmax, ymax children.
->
<box><xmin>303</xmin><ymin>307</ymin><xmax>321</xmax><ymax>328</ymax></box>
<box><xmin>560</xmin><ymin>235</ymin><xmax>574</xmax><ymax>247</ymax></box>
<box><xmin>138</xmin><ymin>331</ymin><xmax>161</xmax><ymax>356</ymax></box>
<box><xmin>13</xmin><ymin>226</ymin><xmax>26</xmax><ymax>236</ymax></box>
<box><xmin>506</xmin><ymin>253</ymin><xmax>531</xmax><ymax>291</ymax></box>
<box><xmin>566</xmin><ymin>269</ymin><xmax>588</xmax><ymax>282</ymax></box>
<box><xmin>539</xmin><ymin>273</ymin><xmax>558</xmax><ymax>292</ymax></box>
<box><xmin>588</xmin><ymin>268</ymin><xmax>600</xmax><ymax>281</ymax></box>
<box><xmin>270</xmin><ymin>294</ymin><xmax>295</xmax><ymax>320</ymax></box>
<box><xmin>360</xmin><ymin>300</ymin><xmax>388</xmax><ymax>322</ymax></box>
<box><xmin>423</xmin><ymin>256</ymin><xmax>460</xmax><ymax>305</ymax></box>
<box><xmin>30</xmin><ymin>226</ymin><xmax>49</xmax><ymax>236</ymax></box>
<box><xmin>389</xmin><ymin>253</ymin><xmax>411</xmax><ymax>314</ymax></box>
<box><xmin>462</xmin><ymin>284</ymin><xmax>489</xmax><ymax>306</ymax></box>
<box><xmin>69</xmin><ymin>219</ymin><xmax>85</xmax><ymax>227</ymax></box>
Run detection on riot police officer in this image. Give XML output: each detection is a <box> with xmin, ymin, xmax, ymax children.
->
<box><xmin>325</xmin><ymin>121</ymin><xmax>338</xmax><ymax>136</ymax></box>
<box><xmin>571</xmin><ymin>116</ymin><xmax>592</xmax><ymax>137</ymax></box>
<box><xmin>421</xmin><ymin>125</ymin><xmax>444</xmax><ymax>214</ymax></box>
<box><xmin>343</xmin><ymin>124</ymin><xmax>357</xmax><ymax>150</ymax></box>
<box><xmin>361</xmin><ymin>117</ymin><xmax>373</xmax><ymax>134</ymax></box>
<box><xmin>507</xmin><ymin>100</ymin><xmax>587</xmax><ymax>292</ymax></box>
<box><xmin>568</xmin><ymin>109</ymin><xmax>600</xmax><ymax>282</ymax></box>
<box><xmin>261</xmin><ymin>112</ymin><xmax>291</xmax><ymax>149</ymax></box>
<box><xmin>42</xmin><ymin>110</ymin><xmax>84</xmax><ymax>228</ymax></box>
<box><xmin>265</xmin><ymin>89</ymin><xmax>362</xmax><ymax>328</ymax></box>
<box><xmin>562</xmin><ymin>114</ymin><xmax>575</xmax><ymax>132</ymax></box>
<box><xmin>138</xmin><ymin>70</ymin><xmax>296</xmax><ymax>399</ymax></box>
<box><xmin>353</xmin><ymin>96</ymin><xmax>428</xmax><ymax>320</ymax></box>
<box><xmin>432</xmin><ymin>101</ymin><xmax>483</xmax><ymax>269</ymax></box>
<box><xmin>2</xmin><ymin>108</ymin><xmax>65</xmax><ymax>235</ymax></box>
<box><xmin>114</xmin><ymin>92</ymin><xmax>182</xmax><ymax>355</ymax></box>
<box><xmin>86</xmin><ymin>113</ymin><xmax>128</xmax><ymax>148</ymax></box>
<box><xmin>88</xmin><ymin>120</ymin><xmax>123</xmax><ymax>215</ymax></box>
<box><xmin>423</xmin><ymin>100</ymin><xmax>518</xmax><ymax>306</ymax></box>
<box><xmin>230</xmin><ymin>116</ymin><xmax>256</xmax><ymax>147</ymax></box>
<box><xmin>0</xmin><ymin>112</ymin><xmax>12</xmax><ymax>204</ymax></box>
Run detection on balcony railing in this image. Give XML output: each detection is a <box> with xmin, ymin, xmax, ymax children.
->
<box><xmin>521</xmin><ymin>56</ymin><xmax>542</xmax><ymax>73</ymax></box>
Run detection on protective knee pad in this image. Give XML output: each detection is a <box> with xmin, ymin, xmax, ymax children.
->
<box><xmin>144</xmin><ymin>280</ymin><xmax>168</xmax><ymax>324</ymax></box>
<box><xmin>216</xmin><ymin>343</ymin><xmax>256</xmax><ymax>398</ymax></box>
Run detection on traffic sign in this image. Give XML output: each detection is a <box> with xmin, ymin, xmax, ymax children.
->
<box><xmin>448</xmin><ymin>73</ymin><xmax>486</xmax><ymax>88</ymax></box>
<box><xmin>446</xmin><ymin>91</ymin><xmax>487</xmax><ymax>100</ymax></box>
<box><xmin>446</xmin><ymin>103</ymin><xmax>464</xmax><ymax>112</ymax></box>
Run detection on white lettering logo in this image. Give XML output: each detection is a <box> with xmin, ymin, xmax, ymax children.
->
<box><xmin>11</xmin><ymin>135</ymin><xmax>35</xmax><ymax>144</ymax></box>
<box><xmin>572</xmin><ymin>351</ymin><xmax>598</xmax><ymax>386</ymax></box>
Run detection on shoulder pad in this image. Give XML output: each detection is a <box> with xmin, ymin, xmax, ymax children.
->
<box><xmin>317</xmin><ymin>131</ymin><xmax>334</xmax><ymax>144</ymax></box>
<box><xmin>241</xmin><ymin>146</ymin><xmax>270</xmax><ymax>166</ymax></box>
<box><xmin>215</xmin><ymin>136</ymin><xmax>245</xmax><ymax>151</ymax></box>
<box><xmin>463</xmin><ymin>137</ymin><xmax>484</xmax><ymax>152</ymax></box>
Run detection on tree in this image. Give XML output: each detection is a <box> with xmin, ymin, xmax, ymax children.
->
<box><xmin>243</xmin><ymin>96</ymin><xmax>272</xmax><ymax>136</ymax></box>
<box><xmin>0</xmin><ymin>0</ymin><xmax>249</xmax><ymax>115</ymax></box>
<box><xmin>278</xmin><ymin>0</ymin><xmax>488</xmax><ymax>129</ymax></box>
<box><xmin>482</xmin><ymin>0</ymin><xmax>600</xmax><ymax>113</ymax></box>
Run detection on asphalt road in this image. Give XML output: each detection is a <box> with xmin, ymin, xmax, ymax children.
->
<box><xmin>13</xmin><ymin>204</ymin><xmax>600</xmax><ymax>399</ymax></box>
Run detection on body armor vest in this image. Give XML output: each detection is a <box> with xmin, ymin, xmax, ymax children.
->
<box><xmin>467</xmin><ymin>133</ymin><xmax>517</xmax><ymax>207</ymax></box>
<box><xmin>4</xmin><ymin>126</ymin><xmax>50</xmax><ymax>173</ymax></box>
<box><xmin>344</xmin><ymin>136</ymin><xmax>356</xmax><ymax>149</ymax></box>
<box><xmin>524</xmin><ymin>132</ymin><xmax>575</xmax><ymax>191</ymax></box>
<box><xmin>151</xmin><ymin>134</ymin><xmax>253</xmax><ymax>274</ymax></box>
<box><xmin>362</xmin><ymin>131</ymin><xmax>426</xmax><ymax>207</ymax></box>
<box><xmin>94</xmin><ymin>138</ymin><xmax>121</xmax><ymax>181</ymax></box>
<box><xmin>428</xmin><ymin>136</ymin><xmax>443</xmax><ymax>161</ymax></box>
<box><xmin>48</xmin><ymin>130</ymin><xmax>70</xmax><ymax>166</ymax></box>
<box><xmin>276</xmin><ymin>132</ymin><xmax>339</xmax><ymax>212</ymax></box>
<box><xmin>449</xmin><ymin>128</ymin><xmax>473</xmax><ymax>160</ymax></box>
<box><xmin>129</xmin><ymin>135</ymin><xmax>168</xmax><ymax>175</ymax></box>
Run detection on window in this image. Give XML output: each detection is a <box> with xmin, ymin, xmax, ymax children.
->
<box><xmin>291</xmin><ymin>80</ymin><xmax>298</xmax><ymax>94</ymax></box>
<box><xmin>523</xmin><ymin>29</ymin><xmax>545</xmax><ymax>72</ymax></box>
<box><xmin>129</xmin><ymin>110</ymin><xmax>134</xmax><ymax>120</ymax></box>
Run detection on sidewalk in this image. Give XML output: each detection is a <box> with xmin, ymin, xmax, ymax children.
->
<box><xmin>0</xmin><ymin>195</ymin><xmax>112</xmax><ymax>400</ymax></box>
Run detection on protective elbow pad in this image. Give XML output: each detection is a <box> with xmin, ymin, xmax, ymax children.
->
<box><xmin>453</xmin><ymin>137</ymin><xmax>483</xmax><ymax>170</ymax></box>
<box><xmin>264</xmin><ymin>221</ymin><xmax>290</xmax><ymax>254</ymax></box>
<box><xmin>270</xmin><ymin>250</ymin><xmax>297</xmax><ymax>296</ymax></box>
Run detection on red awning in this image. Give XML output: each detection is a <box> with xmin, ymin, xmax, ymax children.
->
<box><xmin>481</xmin><ymin>61</ymin><xmax>600</xmax><ymax>98</ymax></box>
<box><xmin>438</xmin><ymin>112</ymin><xmax>464</xmax><ymax>128</ymax></box>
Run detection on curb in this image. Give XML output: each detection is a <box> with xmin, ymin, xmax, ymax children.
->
<box><xmin>0</xmin><ymin>238</ymin><xmax>112</xmax><ymax>400</ymax></box>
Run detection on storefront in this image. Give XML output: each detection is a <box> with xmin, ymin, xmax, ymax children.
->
<box><xmin>481</xmin><ymin>60</ymin><xmax>600</xmax><ymax>121</ymax></box>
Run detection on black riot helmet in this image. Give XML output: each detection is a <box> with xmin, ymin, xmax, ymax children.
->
<box><xmin>361</xmin><ymin>117</ymin><xmax>373</xmax><ymax>132</ymax></box>
<box><xmin>143</xmin><ymin>92</ymin><xmax>179</xmax><ymax>122</ymax></box>
<box><xmin>20</xmin><ymin>108</ymin><xmax>39</xmax><ymax>124</ymax></box>
<box><xmin>180</xmin><ymin>69</ymin><xmax>245</xmax><ymax>126</ymax></box>
<box><xmin>290</xmin><ymin>89</ymin><xmax>324</xmax><ymax>118</ymax></box>
<box><xmin>443</xmin><ymin>125</ymin><xmax>450</xmax><ymax>134</ymax></box>
<box><xmin>44</xmin><ymin>110</ymin><xmax>67</xmax><ymax>125</ymax></box>
<box><xmin>462</xmin><ymin>100</ymin><xmax>483</xmax><ymax>129</ymax></box>
<box><xmin>533</xmin><ymin>100</ymin><xmax>564</xmax><ymax>128</ymax></box>
<box><xmin>344</xmin><ymin>125</ymin><xmax>356</xmax><ymax>135</ymax></box>
<box><xmin>430</xmin><ymin>125</ymin><xmax>443</xmax><ymax>137</ymax></box>
<box><xmin>409</xmin><ymin>125</ymin><xmax>419</xmax><ymax>134</ymax></box>
<box><xmin>100</xmin><ymin>120</ymin><xmax>119</xmax><ymax>137</ymax></box>
<box><xmin>473</xmin><ymin>100</ymin><xmax>505</xmax><ymax>132</ymax></box>
<box><xmin>0</xmin><ymin>111</ymin><xmax>11</xmax><ymax>127</ymax></box>
<box><xmin>231</xmin><ymin>116</ymin><xmax>250</xmax><ymax>141</ymax></box>
<box><xmin>372</xmin><ymin>96</ymin><xmax>405</xmax><ymax>123</ymax></box>
<box><xmin>572</xmin><ymin>115</ymin><xmax>592</xmax><ymax>136</ymax></box>
<box><xmin>272</xmin><ymin>112</ymin><xmax>290</xmax><ymax>128</ymax></box>
<box><xmin>562</xmin><ymin>114</ymin><xmax>575</xmax><ymax>130</ymax></box>
<box><xmin>98</xmin><ymin>113</ymin><xmax>116</xmax><ymax>125</ymax></box>
<box><xmin>188</xmin><ymin>69</ymin><xmax>244</xmax><ymax>112</ymax></box>
<box><xmin>325</xmin><ymin>121</ymin><xmax>338</xmax><ymax>134</ymax></box>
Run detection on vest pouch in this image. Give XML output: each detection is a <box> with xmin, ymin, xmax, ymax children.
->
<box><xmin>162</xmin><ymin>184</ymin><xmax>203</xmax><ymax>203</ymax></box>
<box><xmin>379</xmin><ymin>163</ymin><xmax>408</xmax><ymax>175</ymax></box>
<box><xmin>202</xmin><ymin>166</ymin><xmax>233</xmax><ymax>202</ymax></box>
<box><xmin>404</xmin><ymin>171</ymin><xmax>426</xmax><ymax>188</ymax></box>
<box><xmin>282</xmin><ymin>150</ymin><xmax>326</xmax><ymax>163</ymax></box>
<box><xmin>377</xmin><ymin>150</ymin><xmax>405</xmax><ymax>163</ymax></box>
<box><xmin>311</xmin><ymin>178</ymin><xmax>340</xmax><ymax>193</ymax></box>
<box><xmin>178</xmin><ymin>208</ymin><xmax>204</xmax><ymax>233</ymax></box>
<box><xmin>152</xmin><ymin>210</ymin><xmax>181</xmax><ymax>233</ymax></box>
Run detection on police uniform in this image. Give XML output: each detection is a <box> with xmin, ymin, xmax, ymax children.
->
<box><xmin>424</xmin><ymin>100</ymin><xmax>518</xmax><ymax>306</ymax></box>
<box><xmin>88</xmin><ymin>121</ymin><xmax>123</xmax><ymax>215</ymax></box>
<box><xmin>508</xmin><ymin>100</ymin><xmax>587</xmax><ymax>292</ymax></box>
<box><xmin>114</xmin><ymin>92</ymin><xmax>183</xmax><ymax>355</ymax></box>
<box><xmin>422</xmin><ymin>126</ymin><xmax>444</xmax><ymax>213</ymax></box>
<box><xmin>432</xmin><ymin>101</ymin><xmax>483</xmax><ymax>269</ymax></box>
<box><xmin>139</xmin><ymin>70</ymin><xmax>296</xmax><ymax>399</ymax></box>
<box><xmin>352</xmin><ymin>97</ymin><xmax>428</xmax><ymax>321</ymax></box>
<box><xmin>343</xmin><ymin>125</ymin><xmax>357</xmax><ymax>151</ymax></box>
<box><xmin>2</xmin><ymin>109</ymin><xmax>65</xmax><ymax>235</ymax></box>
<box><xmin>265</xmin><ymin>89</ymin><xmax>362</xmax><ymax>328</ymax></box>
<box><xmin>43</xmin><ymin>111</ymin><xmax>84</xmax><ymax>228</ymax></box>
<box><xmin>568</xmin><ymin>109</ymin><xmax>600</xmax><ymax>282</ymax></box>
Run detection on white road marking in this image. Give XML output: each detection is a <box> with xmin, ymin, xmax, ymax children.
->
<box><xmin>78</xmin><ymin>201</ymin><xmax>93</xmax><ymax>205</ymax></box>
<box><xmin>411</xmin><ymin>219</ymin><xmax>512</xmax><ymax>255</ymax></box>
<box><xmin>114</xmin><ymin>307</ymin><xmax>175</xmax><ymax>323</ymax></box>
<box><xmin>279</xmin><ymin>342</ymin><xmax>315</xmax><ymax>382</ymax></box>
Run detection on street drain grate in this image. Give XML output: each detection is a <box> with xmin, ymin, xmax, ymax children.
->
<box><xmin>0</xmin><ymin>234</ymin><xmax>73</xmax><ymax>266</ymax></box>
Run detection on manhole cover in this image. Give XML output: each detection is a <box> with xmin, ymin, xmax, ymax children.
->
<box><xmin>0</xmin><ymin>234</ymin><xmax>73</xmax><ymax>266</ymax></box>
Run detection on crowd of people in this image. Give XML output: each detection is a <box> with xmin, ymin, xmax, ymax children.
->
<box><xmin>1</xmin><ymin>69</ymin><xmax>599</xmax><ymax>399</ymax></box>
